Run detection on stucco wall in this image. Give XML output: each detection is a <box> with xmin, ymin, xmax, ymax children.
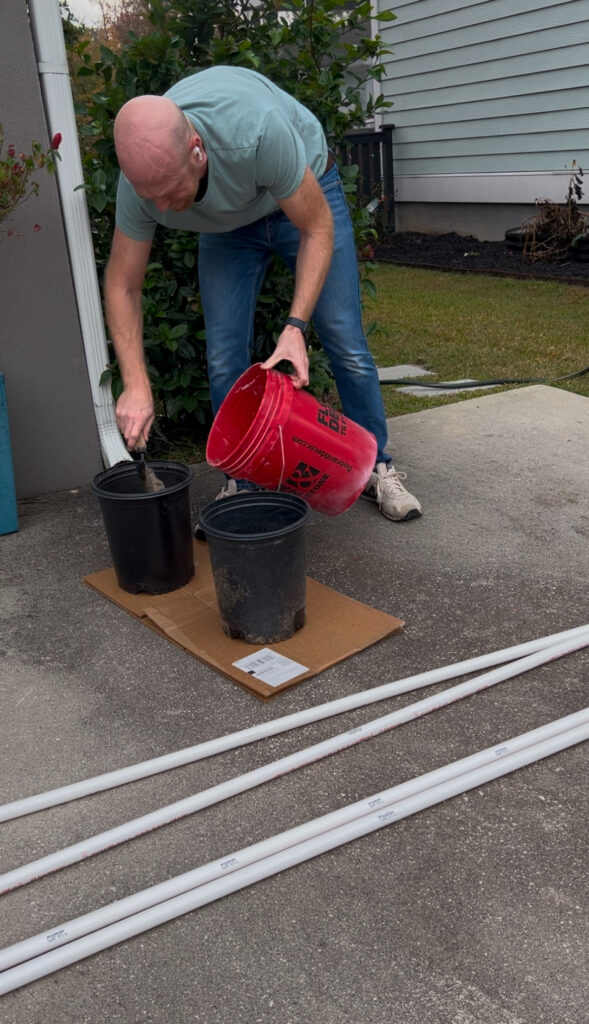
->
<box><xmin>0</xmin><ymin>0</ymin><xmax>102</xmax><ymax>499</ymax></box>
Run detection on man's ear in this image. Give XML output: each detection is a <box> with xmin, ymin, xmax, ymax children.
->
<box><xmin>188</xmin><ymin>130</ymin><xmax>203</xmax><ymax>156</ymax></box>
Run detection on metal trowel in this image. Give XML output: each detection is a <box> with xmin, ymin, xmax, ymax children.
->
<box><xmin>135</xmin><ymin>446</ymin><xmax>165</xmax><ymax>493</ymax></box>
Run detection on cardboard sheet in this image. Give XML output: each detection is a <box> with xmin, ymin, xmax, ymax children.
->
<box><xmin>84</xmin><ymin>540</ymin><xmax>404</xmax><ymax>700</ymax></box>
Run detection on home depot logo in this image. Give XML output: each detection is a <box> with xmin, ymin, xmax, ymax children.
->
<box><xmin>284</xmin><ymin>461</ymin><xmax>329</xmax><ymax>494</ymax></box>
<box><xmin>317</xmin><ymin>405</ymin><xmax>347</xmax><ymax>436</ymax></box>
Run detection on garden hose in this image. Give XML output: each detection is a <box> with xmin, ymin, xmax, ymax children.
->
<box><xmin>378</xmin><ymin>366</ymin><xmax>589</xmax><ymax>389</ymax></box>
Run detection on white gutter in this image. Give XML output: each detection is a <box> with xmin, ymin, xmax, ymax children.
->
<box><xmin>28</xmin><ymin>0</ymin><xmax>130</xmax><ymax>467</ymax></box>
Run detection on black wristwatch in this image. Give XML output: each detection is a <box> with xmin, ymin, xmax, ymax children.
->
<box><xmin>285</xmin><ymin>316</ymin><xmax>309</xmax><ymax>337</ymax></box>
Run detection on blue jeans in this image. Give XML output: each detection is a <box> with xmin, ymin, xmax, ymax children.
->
<box><xmin>198</xmin><ymin>162</ymin><xmax>391</xmax><ymax>465</ymax></box>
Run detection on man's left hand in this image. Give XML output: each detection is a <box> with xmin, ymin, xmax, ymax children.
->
<box><xmin>260</xmin><ymin>323</ymin><xmax>309</xmax><ymax>388</ymax></box>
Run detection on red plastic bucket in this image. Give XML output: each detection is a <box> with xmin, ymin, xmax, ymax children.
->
<box><xmin>206</xmin><ymin>364</ymin><xmax>377</xmax><ymax>516</ymax></box>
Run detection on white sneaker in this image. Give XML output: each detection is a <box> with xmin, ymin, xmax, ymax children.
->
<box><xmin>362</xmin><ymin>462</ymin><xmax>422</xmax><ymax>521</ymax></box>
<box><xmin>215</xmin><ymin>478</ymin><xmax>239</xmax><ymax>500</ymax></box>
<box><xmin>194</xmin><ymin>479</ymin><xmax>255</xmax><ymax>538</ymax></box>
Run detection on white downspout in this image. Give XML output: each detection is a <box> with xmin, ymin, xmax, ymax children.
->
<box><xmin>28</xmin><ymin>0</ymin><xmax>130</xmax><ymax>468</ymax></box>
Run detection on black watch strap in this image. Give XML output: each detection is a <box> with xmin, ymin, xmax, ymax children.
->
<box><xmin>286</xmin><ymin>316</ymin><xmax>309</xmax><ymax>337</ymax></box>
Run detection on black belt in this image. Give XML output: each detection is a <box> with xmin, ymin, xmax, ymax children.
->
<box><xmin>324</xmin><ymin>151</ymin><xmax>336</xmax><ymax>173</ymax></box>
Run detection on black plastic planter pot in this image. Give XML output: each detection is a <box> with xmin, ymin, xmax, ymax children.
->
<box><xmin>199</xmin><ymin>491</ymin><xmax>311</xmax><ymax>644</ymax></box>
<box><xmin>92</xmin><ymin>460</ymin><xmax>194</xmax><ymax>595</ymax></box>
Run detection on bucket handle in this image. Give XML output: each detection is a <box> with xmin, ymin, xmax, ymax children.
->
<box><xmin>277</xmin><ymin>424</ymin><xmax>286</xmax><ymax>492</ymax></box>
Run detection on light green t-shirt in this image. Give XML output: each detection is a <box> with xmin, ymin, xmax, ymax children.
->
<box><xmin>115</xmin><ymin>66</ymin><xmax>328</xmax><ymax>240</ymax></box>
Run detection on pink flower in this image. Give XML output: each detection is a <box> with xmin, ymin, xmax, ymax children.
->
<box><xmin>7</xmin><ymin>145</ymin><xmax>15</xmax><ymax>158</ymax></box>
<box><xmin>51</xmin><ymin>133</ymin><xmax>62</xmax><ymax>150</ymax></box>
<box><xmin>33</xmin><ymin>223</ymin><xmax>42</xmax><ymax>232</ymax></box>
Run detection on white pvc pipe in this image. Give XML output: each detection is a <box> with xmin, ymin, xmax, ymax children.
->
<box><xmin>2</xmin><ymin>622</ymin><xmax>588</xmax><ymax>823</ymax></box>
<box><xmin>1</xmin><ymin>634</ymin><xmax>587</xmax><ymax>894</ymax></box>
<box><xmin>1</xmin><ymin>715</ymin><xmax>586</xmax><ymax>995</ymax></box>
<box><xmin>28</xmin><ymin>0</ymin><xmax>130</xmax><ymax>468</ymax></box>
<box><xmin>1</xmin><ymin>706</ymin><xmax>586</xmax><ymax>974</ymax></box>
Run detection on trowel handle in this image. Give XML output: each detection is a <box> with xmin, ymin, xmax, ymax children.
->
<box><xmin>135</xmin><ymin>434</ymin><xmax>148</xmax><ymax>456</ymax></box>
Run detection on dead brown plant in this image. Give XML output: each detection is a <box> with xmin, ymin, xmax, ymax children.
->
<box><xmin>521</xmin><ymin>161</ymin><xmax>588</xmax><ymax>262</ymax></box>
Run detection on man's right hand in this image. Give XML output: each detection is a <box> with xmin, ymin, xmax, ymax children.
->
<box><xmin>115</xmin><ymin>387</ymin><xmax>155</xmax><ymax>451</ymax></box>
<box><xmin>104</xmin><ymin>228</ymin><xmax>155</xmax><ymax>451</ymax></box>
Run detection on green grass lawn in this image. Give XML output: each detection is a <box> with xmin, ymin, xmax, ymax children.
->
<box><xmin>159</xmin><ymin>263</ymin><xmax>588</xmax><ymax>461</ymax></box>
<box><xmin>364</xmin><ymin>264</ymin><xmax>589</xmax><ymax>418</ymax></box>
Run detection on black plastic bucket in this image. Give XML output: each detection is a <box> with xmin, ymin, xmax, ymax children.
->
<box><xmin>92</xmin><ymin>460</ymin><xmax>194</xmax><ymax>594</ymax></box>
<box><xmin>199</xmin><ymin>491</ymin><xmax>311</xmax><ymax>644</ymax></box>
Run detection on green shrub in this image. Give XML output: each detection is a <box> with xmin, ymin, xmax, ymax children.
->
<box><xmin>71</xmin><ymin>0</ymin><xmax>394</xmax><ymax>433</ymax></box>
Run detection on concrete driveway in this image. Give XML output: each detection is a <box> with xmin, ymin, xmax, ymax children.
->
<box><xmin>1</xmin><ymin>384</ymin><xmax>588</xmax><ymax>1023</ymax></box>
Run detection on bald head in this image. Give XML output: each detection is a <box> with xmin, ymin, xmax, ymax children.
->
<box><xmin>114</xmin><ymin>95</ymin><xmax>191</xmax><ymax>188</ymax></box>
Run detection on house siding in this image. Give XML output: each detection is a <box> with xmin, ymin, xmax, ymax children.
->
<box><xmin>377</xmin><ymin>0</ymin><xmax>589</xmax><ymax>237</ymax></box>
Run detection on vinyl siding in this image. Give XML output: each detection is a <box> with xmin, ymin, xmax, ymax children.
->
<box><xmin>378</xmin><ymin>0</ymin><xmax>589</xmax><ymax>183</ymax></box>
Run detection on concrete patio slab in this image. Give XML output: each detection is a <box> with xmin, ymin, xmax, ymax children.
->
<box><xmin>1</xmin><ymin>384</ymin><xmax>587</xmax><ymax>1024</ymax></box>
<box><xmin>375</xmin><ymin>364</ymin><xmax>498</xmax><ymax>395</ymax></box>
<box><xmin>376</xmin><ymin>363</ymin><xmax>434</xmax><ymax>380</ymax></box>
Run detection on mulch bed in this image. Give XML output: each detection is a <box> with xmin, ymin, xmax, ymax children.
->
<box><xmin>373</xmin><ymin>231</ymin><xmax>589</xmax><ymax>284</ymax></box>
